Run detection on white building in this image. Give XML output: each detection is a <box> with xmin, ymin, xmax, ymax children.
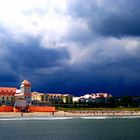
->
<box><xmin>73</xmin><ymin>93</ymin><xmax>112</xmax><ymax>104</ymax></box>
<box><xmin>72</xmin><ymin>97</ymin><xmax>80</xmax><ymax>103</ymax></box>
<box><xmin>14</xmin><ymin>80</ymin><xmax>32</xmax><ymax>106</ymax></box>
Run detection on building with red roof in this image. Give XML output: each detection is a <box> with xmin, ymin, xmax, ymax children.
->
<box><xmin>0</xmin><ymin>80</ymin><xmax>31</xmax><ymax>106</ymax></box>
<box><xmin>15</xmin><ymin>80</ymin><xmax>32</xmax><ymax>106</ymax></box>
<box><xmin>0</xmin><ymin>87</ymin><xmax>17</xmax><ymax>105</ymax></box>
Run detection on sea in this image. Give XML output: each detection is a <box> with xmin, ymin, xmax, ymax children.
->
<box><xmin>0</xmin><ymin>116</ymin><xmax>140</xmax><ymax>140</ymax></box>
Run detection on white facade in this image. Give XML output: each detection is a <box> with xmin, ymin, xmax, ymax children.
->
<box><xmin>73</xmin><ymin>97</ymin><xmax>80</xmax><ymax>103</ymax></box>
<box><xmin>14</xmin><ymin>80</ymin><xmax>32</xmax><ymax>106</ymax></box>
<box><xmin>73</xmin><ymin>93</ymin><xmax>112</xmax><ymax>103</ymax></box>
<box><xmin>14</xmin><ymin>100</ymin><xmax>26</xmax><ymax>107</ymax></box>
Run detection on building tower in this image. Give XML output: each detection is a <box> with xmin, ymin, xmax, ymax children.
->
<box><xmin>20</xmin><ymin>80</ymin><xmax>31</xmax><ymax>104</ymax></box>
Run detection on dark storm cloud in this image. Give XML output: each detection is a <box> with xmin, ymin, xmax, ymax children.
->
<box><xmin>0</xmin><ymin>0</ymin><xmax>140</xmax><ymax>96</ymax></box>
<box><xmin>7</xmin><ymin>40</ymin><xmax>70</xmax><ymax>68</ymax></box>
<box><xmin>0</xmin><ymin>26</ymin><xmax>140</xmax><ymax>96</ymax></box>
<box><xmin>67</xmin><ymin>0</ymin><xmax>140</xmax><ymax>37</ymax></box>
<box><xmin>0</xmin><ymin>33</ymin><xmax>70</xmax><ymax>87</ymax></box>
<box><xmin>33</xmin><ymin>55</ymin><xmax>140</xmax><ymax>96</ymax></box>
<box><xmin>29</xmin><ymin>42</ymin><xmax>140</xmax><ymax>96</ymax></box>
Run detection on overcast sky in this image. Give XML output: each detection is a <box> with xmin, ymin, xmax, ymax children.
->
<box><xmin>0</xmin><ymin>0</ymin><xmax>140</xmax><ymax>96</ymax></box>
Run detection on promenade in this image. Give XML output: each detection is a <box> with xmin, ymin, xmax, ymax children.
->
<box><xmin>0</xmin><ymin>110</ymin><xmax>140</xmax><ymax>118</ymax></box>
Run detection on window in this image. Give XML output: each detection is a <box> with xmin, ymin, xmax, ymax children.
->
<box><xmin>41</xmin><ymin>96</ymin><xmax>44</xmax><ymax>101</ymax></box>
<box><xmin>2</xmin><ymin>100</ymin><xmax>5</xmax><ymax>103</ymax></box>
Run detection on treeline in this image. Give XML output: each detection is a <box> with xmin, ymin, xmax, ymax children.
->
<box><xmin>54</xmin><ymin>96</ymin><xmax>140</xmax><ymax>108</ymax></box>
<box><xmin>107</xmin><ymin>96</ymin><xmax>140</xmax><ymax>108</ymax></box>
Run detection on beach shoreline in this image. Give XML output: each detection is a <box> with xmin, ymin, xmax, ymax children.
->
<box><xmin>0</xmin><ymin>110</ymin><xmax>140</xmax><ymax>118</ymax></box>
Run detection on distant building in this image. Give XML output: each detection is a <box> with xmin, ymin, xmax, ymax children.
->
<box><xmin>47</xmin><ymin>93</ymin><xmax>62</xmax><ymax>104</ymax></box>
<box><xmin>31</xmin><ymin>92</ymin><xmax>51</xmax><ymax>106</ymax></box>
<box><xmin>73</xmin><ymin>93</ymin><xmax>112</xmax><ymax>104</ymax></box>
<box><xmin>95</xmin><ymin>93</ymin><xmax>112</xmax><ymax>103</ymax></box>
<box><xmin>32</xmin><ymin>93</ymin><xmax>73</xmax><ymax>104</ymax></box>
<box><xmin>79</xmin><ymin>94</ymin><xmax>92</xmax><ymax>103</ymax></box>
<box><xmin>14</xmin><ymin>80</ymin><xmax>32</xmax><ymax>106</ymax></box>
<box><xmin>62</xmin><ymin>94</ymin><xmax>73</xmax><ymax>104</ymax></box>
<box><xmin>0</xmin><ymin>80</ymin><xmax>112</xmax><ymax>107</ymax></box>
<box><xmin>32</xmin><ymin>92</ymin><xmax>63</xmax><ymax>105</ymax></box>
<box><xmin>0</xmin><ymin>80</ymin><xmax>32</xmax><ymax>106</ymax></box>
<box><xmin>72</xmin><ymin>97</ymin><xmax>80</xmax><ymax>103</ymax></box>
<box><xmin>0</xmin><ymin>88</ymin><xmax>16</xmax><ymax>105</ymax></box>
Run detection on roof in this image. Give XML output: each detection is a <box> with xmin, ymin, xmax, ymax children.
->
<box><xmin>0</xmin><ymin>87</ymin><xmax>17</xmax><ymax>96</ymax></box>
<box><xmin>47</xmin><ymin>93</ymin><xmax>62</xmax><ymax>96</ymax></box>
<box><xmin>21</xmin><ymin>80</ymin><xmax>31</xmax><ymax>87</ymax></box>
<box><xmin>63</xmin><ymin>94</ymin><xmax>73</xmax><ymax>96</ymax></box>
<box><xmin>96</xmin><ymin>93</ymin><xmax>112</xmax><ymax>98</ymax></box>
<box><xmin>81</xmin><ymin>94</ymin><xmax>91</xmax><ymax>99</ymax></box>
<box><xmin>31</xmin><ymin>92</ymin><xmax>47</xmax><ymax>96</ymax></box>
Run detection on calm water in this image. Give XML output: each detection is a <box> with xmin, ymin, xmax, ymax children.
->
<box><xmin>0</xmin><ymin>117</ymin><xmax>140</xmax><ymax>140</ymax></box>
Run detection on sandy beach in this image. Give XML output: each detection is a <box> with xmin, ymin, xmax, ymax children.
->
<box><xmin>0</xmin><ymin>110</ymin><xmax>140</xmax><ymax>118</ymax></box>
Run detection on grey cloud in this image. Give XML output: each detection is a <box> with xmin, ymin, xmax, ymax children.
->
<box><xmin>0</xmin><ymin>1</ymin><xmax>140</xmax><ymax>96</ymax></box>
<box><xmin>67</xmin><ymin>0</ymin><xmax>140</xmax><ymax>37</ymax></box>
<box><xmin>0</xmin><ymin>32</ymin><xmax>71</xmax><ymax>86</ymax></box>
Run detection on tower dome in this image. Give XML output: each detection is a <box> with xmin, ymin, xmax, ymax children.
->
<box><xmin>21</xmin><ymin>80</ymin><xmax>31</xmax><ymax>87</ymax></box>
<box><xmin>20</xmin><ymin>80</ymin><xmax>32</xmax><ymax>105</ymax></box>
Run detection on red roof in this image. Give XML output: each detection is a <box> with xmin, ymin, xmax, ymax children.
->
<box><xmin>21</xmin><ymin>80</ymin><xmax>31</xmax><ymax>86</ymax></box>
<box><xmin>0</xmin><ymin>87</ymin><xmax>17</xmax><ymax>96</ymax></box>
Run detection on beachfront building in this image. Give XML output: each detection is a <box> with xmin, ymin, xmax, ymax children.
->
<box><xmin>20</xmin><ymin>80</ymin><xmax>31</xmax><ymax>104</ymax></box>
<box><xmin>79</xmin><ymin>94</ymin><xmax>93</xmax><ymax>103</ymax></box>
<box><xmin>95</xmin><ymin>93</ymin><xmax>112</xmax><ymax>103</ymax></box>
<box><xmin>47</xmin><ymin>93</ymin><xmax>63</xmax><ymax>104</ymax></box>
<box><xmin>72</xmin><ymin>97</ymin><xmax>80</xmax><ymax>103</ymax></box>
<box><xmin>32</xmin><ymin>92</ymin><xmax>73</xmax><ymax>105</ymax></box>
<box><xmin>31</xmin><ymin>92</ymin><xmax>51</xmax><ymax>106</ymax></box>
<box><xmin>14</xmin><ymin>80</ymin><xmax>32</xmax><ymax>105</ymax></box>
<box><xmin>0</xmin><ymin>88</ymin><xmax>16</xmax><ymax>105</ymax></box>
<box><xmin>73</xmin><ymin>93</ymin><xmax>112</xmax><ymax>104</ymax></box>
<box><xmin>0</xmin><ymin>80</ymin><xmax>112</xmax><ymax>107</ymax></box>
<box><xmin>0</xmin><ymin>80</ymin><xmax>32</xmax><ymax>106</ymax></box>
<box><xmin>62</xmin><ymin>94</ymin><xmax>73</xmax><ymax>104</ymax></box>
